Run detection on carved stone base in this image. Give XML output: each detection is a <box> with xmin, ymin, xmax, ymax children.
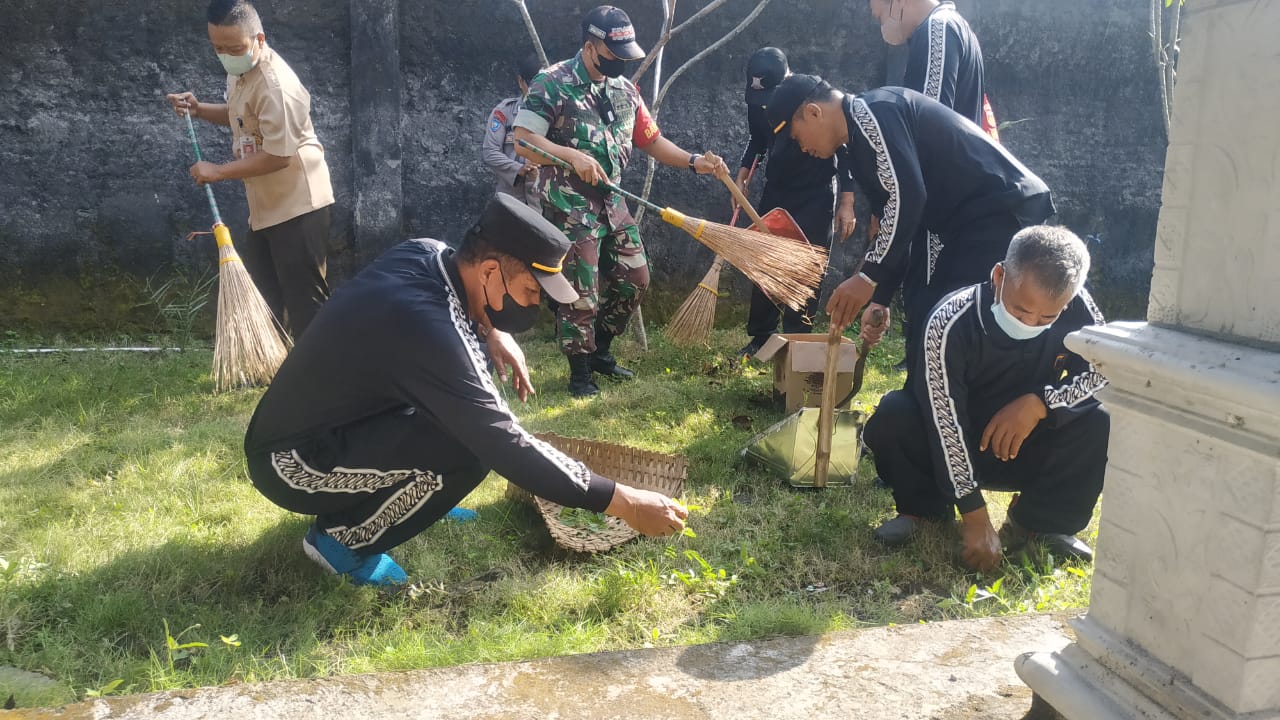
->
<box><xmin>1016</xmin><ymin>616</ymin><xmax>1276</xmax><ymax>720</ymax></box>
<box><xmin>1018</xmin><ymin>323</ymin><xmax>1280</xmax><ymax>718</ymax></box>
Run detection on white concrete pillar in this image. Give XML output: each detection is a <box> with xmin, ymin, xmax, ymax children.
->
<box><xmin>1016</xmin><ymin>1</ymin><xmax>1280</xmax><ymax>718</ymax></box>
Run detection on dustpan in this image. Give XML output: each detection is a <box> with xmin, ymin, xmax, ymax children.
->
<box><xmin>505</xmin><ymin>433</ymin><xmax>687</xmax><ymax>553</ymax></box>
<box><xmin>741</xmin><ymin>308</ymin><xmax>886</xmax><ymax>488</ymax></box>
<box><xmin>751</xmin><ymin>207</ymin><xmax>808</xmax><ymax>244</ymax></box>
<box><xmin>740</xmin><ymin>406</ymin><xmax>869</xmax><ymax>487</ymax></box>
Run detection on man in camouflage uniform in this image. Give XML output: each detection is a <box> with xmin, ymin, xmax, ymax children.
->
<box><xmin>514</xmin><ymin>5</ymin><xmax>728</xmax><ymax>397</ymax></box>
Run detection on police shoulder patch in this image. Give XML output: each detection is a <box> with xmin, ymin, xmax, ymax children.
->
<box><xmin>489</xmin><ymin>117</ymin><xmax>504</xmax><ymax>133</ymax></box>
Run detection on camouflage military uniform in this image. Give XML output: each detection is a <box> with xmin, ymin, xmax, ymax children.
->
<box><xmin>514</xmin><ymin>51</ymin><xmax>662</xmax><ymax>354</ymax></box>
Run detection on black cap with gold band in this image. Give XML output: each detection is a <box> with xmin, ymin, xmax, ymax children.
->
<box><xmin>472</xmin><ymin>194</ymin><xmax>579</xmax><ymax>304</ymax></box>
<box><xmin>766</xmin><ymin>73</ymin><xmax>828</xmax><ymax>136</ymax></box>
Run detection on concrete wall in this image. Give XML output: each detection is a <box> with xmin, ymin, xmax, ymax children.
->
<box><xmin>0</xmin><ymin>0</ymin><xmax>1167</xmax><ymax>332</ymax></box>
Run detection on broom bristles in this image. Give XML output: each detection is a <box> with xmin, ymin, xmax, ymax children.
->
<box><xmin>213</xmin><ymin>242</ymin><xmax>292</xmax><ymax>392</ymax></box>
<box><xmin>669</xmin><ymin>214</ymin><xmax>827</xmax><ymax>312</ymax></box>
<box><xmin>666</xmin><ymin>257</ymin><xmax>724</xmax><ymax>346</ymax></box>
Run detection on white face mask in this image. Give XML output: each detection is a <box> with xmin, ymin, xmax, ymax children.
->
<box><xmin>218</xmin><ymin>39</ymin><xmax>260</xmax><ymax>76</ymax></box>
<box><xmin>991</xmin><ymin>276</ymin><xmax>1053</xmax><ymax>341</ymax></box>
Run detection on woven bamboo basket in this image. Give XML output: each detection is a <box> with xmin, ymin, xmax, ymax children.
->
<box><xmin>506</xmin><ymin>433</ymin><xmax>688</xmax><ymax>553</ymax></box>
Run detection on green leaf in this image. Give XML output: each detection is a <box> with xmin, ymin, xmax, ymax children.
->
<box><xmin>680</xmin><ymin>527</ymin><xmax>696</xmax><ymax>538</ymax></box>
<box><xmin>1066</xmin><ymin>566</ymin><xmax>1088</xmax><ymax>578</ymax></box>
<box><xmin>220</xmin><ymin>634</ymin><xmax>242</xmax><ymax>648</ymax></box>
<box><xmin>990</xmin><ymin>577</ymin><xmax>1004</xmax><ymax>595</ymax></box>
<box><xmin>964</xmin><ymin>584</ymin><xmax>977</xmax><ymax>604</ymax></box>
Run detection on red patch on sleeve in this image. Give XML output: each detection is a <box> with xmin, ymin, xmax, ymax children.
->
<box><xmin>493</xmin><ymin>109</ymin><xmax>508</xmax><ymax>125</ymax></box>
<box><xmin>633</xmin><ymin>99</ymin><xmax>660</xmax><ymax>148</ymax></box>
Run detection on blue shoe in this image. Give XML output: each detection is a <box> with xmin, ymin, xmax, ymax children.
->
<box><xmin>444</xmin><ymin>507</ymin><xmax>478</xmax><ymax>523</ymax></box>
<box><xmin>302</xmin><ymin>524</ymin><xmax>408</xmax><ymax>586</ymax></box>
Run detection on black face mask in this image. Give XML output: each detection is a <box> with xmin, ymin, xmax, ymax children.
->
<box><xmin>591</xmin><ymin>46</ymin><xmax>627</xmax><ymax>79</ymax></box>
<box><xmin>483</xmin><ymin>266</ymin><xmax>540</xmax><ymax>334</ymax></box>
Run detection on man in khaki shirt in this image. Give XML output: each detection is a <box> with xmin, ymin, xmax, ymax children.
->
<box><xmin>167</xmin><ymin>0</ymin><xmax>334</xmax><ymax>337</ymax></box>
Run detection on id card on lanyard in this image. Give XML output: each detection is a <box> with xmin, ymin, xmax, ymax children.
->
<box><xmin>237</xmin><ymin>118</ymin><xmax>257</xmax><ymax>158</ymax></box>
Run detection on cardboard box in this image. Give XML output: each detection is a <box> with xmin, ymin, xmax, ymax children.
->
<box><xmin>753</xmin><ymin>333</ymin><xmax>857</xmax><ymax>413</ymax></box>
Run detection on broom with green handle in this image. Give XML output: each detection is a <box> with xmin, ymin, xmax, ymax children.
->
<box><xmin>518</xmin><ymin>139</ymin><xmax>827</xmax><ymax>312</ymax></box>
<box><xmin>183</xmin><ymin>110</ymin><xmax>291</xmax><ymax>391</ymax></box>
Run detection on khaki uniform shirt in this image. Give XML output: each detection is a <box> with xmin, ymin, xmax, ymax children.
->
<box><xmin>226</xmin><ymin>46</ymin><xmax>334</xmax><ymax>231</ymax></box>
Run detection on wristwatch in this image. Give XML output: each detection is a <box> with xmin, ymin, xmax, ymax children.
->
<box><xmin>688</xmin><ymin>153</ymin><xmax>702</xmax><ymax>173</ymax></box>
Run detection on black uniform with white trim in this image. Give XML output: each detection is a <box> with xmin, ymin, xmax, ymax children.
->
<box><xmin>903</xmin><ymin>0</ymin><xmax>985</xmax><ymax>126</ymax></box>
<box><xmin>837</xmin><ymin>88</ymin><xmax>1054</xmax><ymax>383</ymax></box>
<box><xmin>740</xmin><ymin>99</ymin><xmax>855</xmax><ymax>339</ymax></box>
<box><xmin>890</xmin><ymin>0</ymin><xmax>988</xmax><ymax>350</ymax></box>
<box><xmin>863</xmin><ymin>282</ymin><xmax>1110</xmax><ymax>534</ymax></box>
<box><xmin>244</xmin><ymin>239</ymin><xmax>616</xmax><ymax>555</ymax></box>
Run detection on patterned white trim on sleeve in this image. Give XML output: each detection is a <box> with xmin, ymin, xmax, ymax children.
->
<box><xmin>923</xmin><ymin>286</ymin><xmax>979</xmax><ymax>499</ymax></box>
<box><xmin>852</xmin><ymin>98</ymin><xmax>901</xmax><ymax>266</ymax></box>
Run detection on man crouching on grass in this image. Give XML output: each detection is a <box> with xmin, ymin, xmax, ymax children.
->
<box><xmin>862</xmin><ymin>226</ymin><xmax>1109</xmax><ymax>571</ymax></box>
<box><xmin>243</xmin><ymin>194</ymin><xmax>686</xmax><ymax>586</ymax></box>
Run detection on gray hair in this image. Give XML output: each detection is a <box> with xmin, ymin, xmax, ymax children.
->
<box><xmin>207</xmin><ymin>0</ymin><xmax>263</xmax><ymax>35</ymax></box>
<box><xmin>1003</xmin><ymin>225</ymin><xmax>1091</xmax><ymax>299</ymax></box>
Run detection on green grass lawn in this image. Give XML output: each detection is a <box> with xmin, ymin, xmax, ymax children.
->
<box><xmin>0</xmin><ymin>324</ymin><xmax>1096</xmax><ymax>708</ymax></box>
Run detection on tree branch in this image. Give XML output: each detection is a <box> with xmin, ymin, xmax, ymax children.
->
<box><xmin>1151</xmin><ymin>0</ymin><xmax>1170</xmax><ymax>137</ymax></box>
<box><xmin>634</xmin><ymin>0</ymin><xmax>773</xmax><ymax>222</ymax></box>
<box><xmin>511</xmin><ymin>0</ymin><xmax>549</xmax><ymax>67</ymax></box>
<box><xmin>632</xmin><ymin>0</ymin><xmax>735</xmax><ymax>85</ymax></box>
<box><xmin>652</xmin><ymin>0</ymin><xmax>773</xmax><ymax>114</ymax></box>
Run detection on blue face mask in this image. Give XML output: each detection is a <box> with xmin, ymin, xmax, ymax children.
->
<box><xmin>991</xmin><ymin>277</ymin><xmax>1052</xmax><ymax>341</ymax></box>
<box><xmin>218</xmin><ymin>41</ymin><xmax>259</xmax><ymax>76</ymax></box>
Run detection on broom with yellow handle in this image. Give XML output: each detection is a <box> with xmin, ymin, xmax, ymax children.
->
<box><xmin>183</xmin><ymin>111</ymin><xmax>291</xmax><ymax>391</ymax></box>
<box><xmin>666</xmin><ymin>160</ymin><xmax>760</xmax><ymax>346</ymax></box>
<box><xmin>518</xmin><ymin>139</ymin><xmax>827</xmax><ymax>312</ymax></box>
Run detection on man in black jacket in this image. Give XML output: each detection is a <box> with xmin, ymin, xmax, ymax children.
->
<box><xmin>868</xmin><ymin>0</ymin><xmax>995</xmax><ymax>366</ymax></box>
<box><xmin>862</xmin><ymin>226</ymin><xmax>1108</xmax><ymax>571</ymax></box>
<box><xmin>871</xmin><ymin>0</ymin><xmax>987</xmax><ymax>128</ymax></box>
<box><xmin>767</xmin><ymin>74</ymin><xmax>1055</xmax><ymax>386</ymax></box>
<box><xmin>243</xmin><ymin>194</ymin><xmax>687</xmax><ymax>586</ymax></box>
<box><xmin>733</xmin><ymin>47</ymin><xmax>856</xmax><ymax>357</ymax></box>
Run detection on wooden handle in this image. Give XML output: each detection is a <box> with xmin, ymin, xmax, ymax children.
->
<box><xmin>716</xmin><ymin>173</ymin><xmax>770</xmax><ymax>234</ymax></box>
<box><xmin>814</xmin><ymin>325</ymin><xmax>843</xmax><ymax>488</ymax></box>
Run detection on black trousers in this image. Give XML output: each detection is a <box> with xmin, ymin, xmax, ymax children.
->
<box><xmin>246</xmin><ymin>406</ymin><xmax>487</xmax><ymax>555</ymax></box>
<box><xmin>240</xmin><ymin>205</ymin><xmax>331</xmax><ymax>339</ymax></box>
<box><xmin>863</xmin><ymin>389</ymin><xmax>1109</xmax><ymax>535</ymax></box>
<box><xmin>900</xmin><ymin>213</ymin><xmax>1022</xmax><ymax>385</ymax></box>
<box><xmin>746</xmin><ymin>186</ymin><xmax>834</xmax><ymax>341</ymax></box>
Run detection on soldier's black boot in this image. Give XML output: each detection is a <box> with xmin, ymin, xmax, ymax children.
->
<box><xmin>567</xmin><ymin>353</ymin><xmax>600</xmax><ymax>397</ymax></box>
<box><xmin>589</xmin><ymin>328</ymin><xmax>635</xmax><ymax>381</ymax></box>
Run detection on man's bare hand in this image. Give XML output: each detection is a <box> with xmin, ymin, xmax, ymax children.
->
<box><xmin>568</xmin><ymin>149</ymin><xmax>607</xmax><ymax>186</ymax></box>
<box><xmin>166</xmin><ymin>91</ymin><xmax>199</xmax><ymax>119</ymax></box>
<box><xmin>605</xmin><ymin>484</ymin><xmax>688</xmax><ymax>537</ymax></box>
<box><xmin>189</xmin><ymin>160</ymin><xmax>222</xmax><ymax>186</ymax></box>
<box><xmin>961</xmin><ymin>506</ymin><xmax>1002</xmax><ymax>572</ymax></box>
<box><xmin>980</xmin><ymin>393</ymin><xmax>1047</xmax><ymax>461</ymax></box>
<box><xmin>693</xmin><ymin>151</ymin><xmax>730</xmax><ymax>178</ymax></box>
<box><xmin>835</xmin><ymin>202</ymin><xmax>856</xmax><ymax>242</ymax></box>
<box><xmin>486</xmin><ymin>328</ymin><xmax>535</xmax><ymax>402</ymax></box>
<box><xmin>859</xmin><ymin>303</ymin><xmax>891</xmax><ymax>348</ymax></box>
<box><xmin>731</xmin><ymin>166</ymin><xmax>753</xmax><ymax>214</ymax></box>
<box><xmin>826</xmin><ymin>274</ymin><xmax>876</xmax><ymax>332</ymax></box>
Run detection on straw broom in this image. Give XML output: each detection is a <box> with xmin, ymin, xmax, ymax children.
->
<box><xmin>182</xmin><ymin>112</ymin><xmax>291</xmax><ymax>391</ymax></box>
<box><xmin>518</xmin><ymin>140</ymin><xmax>826</xmax><ymax>312</ymax></box>
<box><xmin>666</xmin><ymin>161</ymin><xmax>759</xmax><ymax>346</ymax></box>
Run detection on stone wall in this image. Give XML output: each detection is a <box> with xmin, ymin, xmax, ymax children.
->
<box><xmin>0</xmin><ymin>0</ymin><xmax>1167</xmax><ymax>332</ymax></box>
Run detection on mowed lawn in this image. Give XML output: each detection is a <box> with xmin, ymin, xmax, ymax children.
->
<box><xmin>0</xmin><ymin>326</ymin><xmax>1096</xmax><ymax>707</ymax></box>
